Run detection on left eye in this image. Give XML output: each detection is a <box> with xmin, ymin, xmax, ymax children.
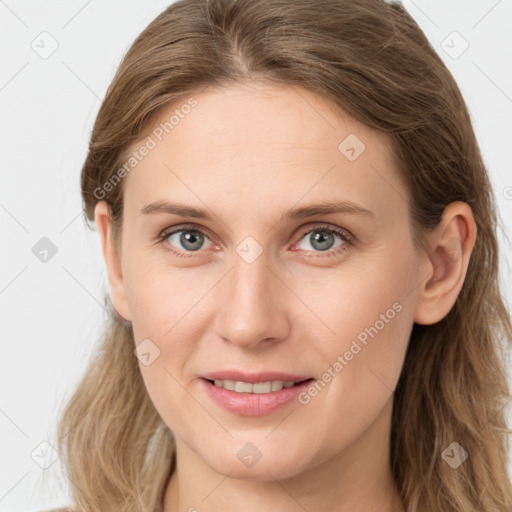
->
<box><xmin>296</xmin><ymin>228</ymin><xmax>348</xmax><ymax>252</ymax></box>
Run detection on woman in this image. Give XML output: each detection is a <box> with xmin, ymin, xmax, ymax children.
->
<box><xmin>52</xmin><ymin>0</ymin><xmax>512</xmax><ymax>511</ymax></box>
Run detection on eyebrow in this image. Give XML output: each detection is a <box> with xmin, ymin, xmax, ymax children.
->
<box><xmin>140</xmin><ymin>200</ymin><xmax>374</xmax><ymax>219</ymax></box>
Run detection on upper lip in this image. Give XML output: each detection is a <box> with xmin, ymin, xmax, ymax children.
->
<box><xmin>201</xmin><ymin>371</ymin><xmax>312</xmax><ymax>384</ymax></box>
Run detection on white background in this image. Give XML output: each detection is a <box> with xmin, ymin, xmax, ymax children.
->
<box><xmin>1</xmin><ymin>1</ymin><xmax>511</xmax><ymax>510</ymax></box>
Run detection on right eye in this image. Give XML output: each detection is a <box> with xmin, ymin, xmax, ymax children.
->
<box><xmin>159</xmin><ymin>225</ymin><xmax>214</xmax><ymax>257</ymax></box>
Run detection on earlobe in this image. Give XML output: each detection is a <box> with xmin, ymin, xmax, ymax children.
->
<box><xmin>413</xmin><ymin>201</ymin><xmax>477</xmax><ymax>325</ymax></box>
<box><xmin>94</xmin><ymin>201</ymin><xmax>132</xmax><ymax>322</ymax></box>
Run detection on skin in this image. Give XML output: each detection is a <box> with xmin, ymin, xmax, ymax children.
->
<box><xmin>95</xmin><ymin>82</ymin><xmax>476</xmax><ymax>512</ymax></box>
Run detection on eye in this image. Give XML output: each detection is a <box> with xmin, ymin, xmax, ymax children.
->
<box><xmin>160</xmin><ymin>226</ymin><xmax>213</xmax><ymax>258</ymax></box>
<box><xmin>294</xmin><ymin>224</ymin><xmax>352</xmax><ymax>257</ymax></box>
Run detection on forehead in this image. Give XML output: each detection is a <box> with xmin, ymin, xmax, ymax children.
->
<box><xmin>122</xmin><ymin>82</ymin><xmax>407</xmax><ymax>222</ymax></box>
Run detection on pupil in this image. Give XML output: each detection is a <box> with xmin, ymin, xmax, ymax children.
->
<box><xmin>181</xmin><ymin>231</ymin><xmax>203</xmax><ymax>251</ymax></box>
<box><xmin>311</xmin><ymin>231</ymin><xmax>333</xmax><ymax>251</ymax></box>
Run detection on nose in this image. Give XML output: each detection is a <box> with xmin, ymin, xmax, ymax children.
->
<box><xmin>213</xmin><ymin>253</ymin><xmax>290</xmax><ymax>349</ymax></box>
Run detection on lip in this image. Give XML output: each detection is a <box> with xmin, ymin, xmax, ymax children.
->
<box><xmin>201</xmin><ymin>371</ymin><xmax>312</xmax><ymax>384</ymax></box>
<box><xmin>200</xmin><ymin>372</ymin><xmax>315</xmax><ymax>416</ymax></box>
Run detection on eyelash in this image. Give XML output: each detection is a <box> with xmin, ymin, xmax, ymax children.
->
<box><xmin>157</xmin><ymin>223</ymin><xmax>354</xmax><ymax>260</ymax></box>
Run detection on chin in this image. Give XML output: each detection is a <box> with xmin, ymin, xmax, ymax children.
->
<box><xmin>204</xmin><ymin>450</ymin><xmax>306</xmax><ymax>481</ymax></box>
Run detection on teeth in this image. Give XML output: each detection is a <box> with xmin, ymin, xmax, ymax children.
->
<box><xmin>235</xmin><ymin>381</ymin><xmax>253</xmax><ymax>393</ymax></box>
<box><xmin>213</xmin><ymin>379</ymin><xmax>297</xmax><ymax>393</ymax></box>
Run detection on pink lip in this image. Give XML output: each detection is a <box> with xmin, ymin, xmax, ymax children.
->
<box><xmin>201</xmin><ymin>370</ymin><xmax>311</xmax><ymax>384</ymax></box>
<box><xmin>200</xmin><ymin>372</ymin><xmax>315</xmax><ymax>416</ymax></box>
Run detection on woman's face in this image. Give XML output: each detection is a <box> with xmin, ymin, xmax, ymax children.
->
<box><xmin>104</xmin><ymin>82</ymin><xmax>429</xmax><ymax>480</ymax></box>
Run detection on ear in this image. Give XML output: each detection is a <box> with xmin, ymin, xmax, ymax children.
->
<box><xmin>94</xmin><ymin>201</ymin><xmax>132</xmax><ymax>322</ymax></box>
<box><xmin>413</xmin><ymin>201</ymin><xmax>477</xmax><ymax>325</ymax></box>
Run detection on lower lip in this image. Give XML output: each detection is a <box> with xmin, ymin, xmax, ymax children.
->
<box><xmin>201</xmin><ymin>378</ymin><xmax>314</xmax><ymax>416</ymax></box>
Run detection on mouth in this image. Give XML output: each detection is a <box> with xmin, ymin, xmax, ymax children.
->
<box><xmin>204</xmin><ymin>378</ymin><xmax>314</xmax><ymax>394</ymax></box>
<box><xmin>200</xmin><ymin>376</ymin><xmax>316</xmax><ymax>416</ymax></box>
<box><xmin>199</xmin><ymin>371</ymin><xmax>316</xmax><ymax>415</ymax></box>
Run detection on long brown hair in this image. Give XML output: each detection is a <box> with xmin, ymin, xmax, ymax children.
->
<box><xmin>56</xmin><ymin>1</ymin><xmax>512</xmax><ymax>511</ymax></box>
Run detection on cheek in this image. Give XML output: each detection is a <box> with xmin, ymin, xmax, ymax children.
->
<box><xmin>124</xmin><ymin>257</ymin><xmax>213</xmax><ymax>381</ymax></box>
<box><xmin>307</xmin><ymin>248</ymin><xmax>415</xmax><ymax>351</ymax></box>
<box><xmin>123</xmin><ymin>253</ymin><xmax>191</xmax><ymax>333</ymax></box>
<box><xmin>294</xmin><ymin>289</ymin><xmax>413</xmax><ymax>463</ymax></box>
<box><xmin>300</xmin><ymin>248</ymin><xmax>416</xmax><ymax>410</ymax></box>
